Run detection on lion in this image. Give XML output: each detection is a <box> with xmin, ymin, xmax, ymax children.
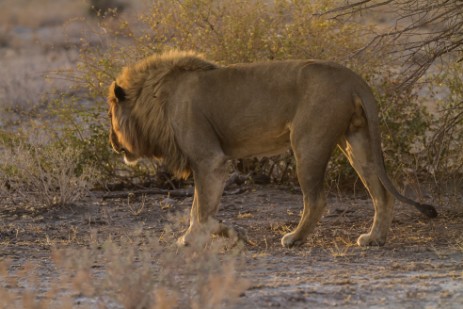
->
<box><xmin>108</xmin><ymin>51</ymin><xmax>437</xmax><ymax>247</ymax></box>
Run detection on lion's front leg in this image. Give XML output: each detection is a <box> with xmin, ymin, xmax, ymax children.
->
<box><xmin>177</xmin><ymin>189</ymin><xmax>231</xmax><ymax>246</ymax></box>
<box><xmin>177</xmin><ymin>159</ymin><xmax>238</xmax><ymax>246</ymax></box>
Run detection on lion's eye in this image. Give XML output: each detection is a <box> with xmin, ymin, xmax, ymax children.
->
<box><xmin>108</xmin><ymin>111</ymin><xmax>112</xmax><ymax>118</ymax></box>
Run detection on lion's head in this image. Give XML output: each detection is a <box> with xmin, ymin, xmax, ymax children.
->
<box><xmin>107</xmin><ymin>81</ymin><xmax>141</xmax><ymax>165</ymax></box>
<box><xmin>107</xmin><ymin>51</ymin><xmax>218</xmax><ymax>177</ymax></box>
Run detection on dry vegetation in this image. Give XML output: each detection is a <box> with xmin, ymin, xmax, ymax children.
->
<box><xmin>0</xmin><ymin>0</ymin><xmax>462</xmax><ymax>308</ymax></box>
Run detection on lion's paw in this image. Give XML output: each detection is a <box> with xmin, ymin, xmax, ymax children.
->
<box><xmin>177</xmin><ymin>230</ymin><xmax>207</xmax><ymax>247</ymax></box>
<box><xmin>357</xmin><ymin>233</ymin><xmax>386</xmax><ymax>247</ymax></box>
<box><xmin>177</xmin><ymin>234</ymin><xmax>190</xmax><ymax>247</ymax></box>
<box><xmin>281</xmin><ymin>232</ymin><xmax>305</xmax><ymax>248</ymax></box>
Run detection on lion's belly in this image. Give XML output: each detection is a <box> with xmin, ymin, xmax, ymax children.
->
<box><xmin>220</xmin><ymin>127</ymin><xmax>291</xmax><ymax>159</ymax></box>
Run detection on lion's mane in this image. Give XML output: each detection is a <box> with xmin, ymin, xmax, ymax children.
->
<box><xmin>109</xmin><ymin>51</ymin><xmax>219</xmax><ymax>178</ymax></box>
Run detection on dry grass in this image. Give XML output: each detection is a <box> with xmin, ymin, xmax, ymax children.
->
<box><xmin>0</xmin><ymin>216</ymin><xmax>249</xmax><ymax>309</ymax></box>
<box><xmin>0</xmin><ymin>142</ymin><xmax>94</xmax><ymax>208</ymax></box>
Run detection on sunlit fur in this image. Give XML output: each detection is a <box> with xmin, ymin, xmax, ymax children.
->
<box><xmin>108</xmin><ymin>51</ymin><xmax>218</xmax><ymax>178</ymax></box>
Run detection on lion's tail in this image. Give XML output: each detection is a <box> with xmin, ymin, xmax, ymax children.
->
<box><xmin>354</xmin><ymin>88</ymin><xmax>438</xmax><ymax>218</ymax></box>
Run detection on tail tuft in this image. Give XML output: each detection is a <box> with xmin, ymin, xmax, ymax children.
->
<box><xmin>415</xmin><ymin>203</ymin><xmax>438</xmax><ymax>218</ymax></box>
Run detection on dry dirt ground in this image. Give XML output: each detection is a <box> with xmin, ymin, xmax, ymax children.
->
<box><xmin>1</xmin><ymin>185</ymin><xmax>462</xmax><ymax>308</ymax></box>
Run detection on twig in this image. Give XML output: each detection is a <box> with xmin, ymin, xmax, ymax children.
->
<box><xmin>99</xmin><ymin>188</ymin><xmax>193</xmax><ymax>199</ymax></box>
<box><xmin>97</xmin><ymin>186</ymin><xmax>248</xmax><ymax>200</ymax></box>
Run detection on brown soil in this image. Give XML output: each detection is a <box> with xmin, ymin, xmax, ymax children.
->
<box><xmin>1</xmin><ymin>185</ymin><xmax>462</xmax><ymax>308</ymax></box>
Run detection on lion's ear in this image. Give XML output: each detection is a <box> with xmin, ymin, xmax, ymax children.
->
<box><xmin>114</xmin><ymin>83</ymin><xmax>126</xmax><ymax>102</ymax></box>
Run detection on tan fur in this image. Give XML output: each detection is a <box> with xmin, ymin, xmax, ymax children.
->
<box><xmin>108</xmin><ymin>51</ymin><xmax>436</xmax><ymax>248</ymax></box>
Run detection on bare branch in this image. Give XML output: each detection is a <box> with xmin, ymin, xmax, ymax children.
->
<box><xmin>320</xmin><ymin>0</ymin><xmax>393</xmax><ymax>18</ymax></box>
<box><xmin>328</xmin><ymin>0</ymin><xmax>463</xmax><ymax>89</ymax></box>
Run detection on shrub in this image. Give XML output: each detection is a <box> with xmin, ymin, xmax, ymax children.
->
<box><xmin>425</xmin><ymin>62</ymin><xmax>463</xmax><ymax>182</ymax></box>
<box><xmin>0</xmin><ymin>138</ymin><xmax>94</xmax><ymax>207</ymax></box>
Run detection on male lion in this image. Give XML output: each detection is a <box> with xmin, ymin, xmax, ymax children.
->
<box><xmin>108</xmin><ymin>51</ymin><xmax>437</xmax><ymax>247</ymax></box>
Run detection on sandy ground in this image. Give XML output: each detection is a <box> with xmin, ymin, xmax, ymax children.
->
<box><xmin>1</xmin><ymin>185</ymin><xmax>462</xmax><ymax>308</ymax></box>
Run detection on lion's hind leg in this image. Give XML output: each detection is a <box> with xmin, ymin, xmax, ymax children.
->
<box><xmin>281</xmin><ymin>129</ymin><xmax>338</xmax><ymax>248</ymax></box>
<box><xmin>339</xmin><ymin>128</ymin><xmax>394</xmax><ymax>246</ymax></box>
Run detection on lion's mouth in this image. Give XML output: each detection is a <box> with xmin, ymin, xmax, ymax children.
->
<box><xmin>109</xmin><ymin>137</ymin><xmax>140</xmax><ymax>165</ymax></box>
<box><xmin>122</xmin><ymin>150</ymin><xmax>139</xmax><ymax>166</ymax></box>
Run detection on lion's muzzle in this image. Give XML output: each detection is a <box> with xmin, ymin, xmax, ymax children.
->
<box><xmin>109</xmin><ymin>127</ymin><xmax>139</xmax><ymax>165</ymax></box>
<box><xmin>109</xmin><ymin>127</ymin><xmax>124</xmax><ymax>154</ymax></box>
